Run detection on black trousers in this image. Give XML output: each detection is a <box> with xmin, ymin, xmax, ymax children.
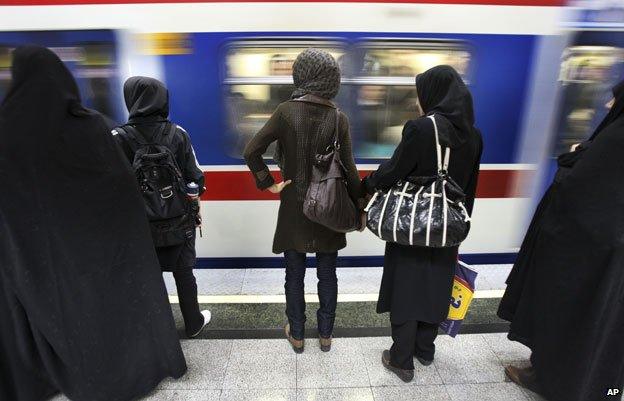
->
<box><xmin>172</xmin><ymin>267</ymin><xmax>204</xmax><ymax>337</ymax></box>
<box><xmin>284</xmin><ymin>250</ymin><xmax>338</xmax><ymax>340</ymax></box>
<box><xmin>390</xmin><ymin>320</ymin><xmax>439</xmax><ymax>370</ymax></box>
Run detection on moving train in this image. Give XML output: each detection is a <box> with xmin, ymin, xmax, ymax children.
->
<box><xmin>1</xmin><ymin>0</ymin><xmax>623</xmax><ymax>268</ymax></box>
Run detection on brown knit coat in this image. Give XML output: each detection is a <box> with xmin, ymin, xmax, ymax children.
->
<box><xmin>244</xmin><ymin>95</ymin><xmax>363</xmax><ymax>254</ymax></box>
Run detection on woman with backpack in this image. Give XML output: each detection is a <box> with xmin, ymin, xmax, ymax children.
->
<box><xmin>113</xmin><ymin>76</ymin><xmax>211</xmax><ymax>339</ymax></box>
<box><xmin>244</xmin><ymin>48</ymin><xmax>364</xmax><ymax>353</ymax></box>
<box><xmin>361</xmin><ymin>65</ymin><xmax>483</xmax><ymax>382</ymax></box>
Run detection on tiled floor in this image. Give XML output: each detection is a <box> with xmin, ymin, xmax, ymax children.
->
<box><xmin>163</xmin><ymin>265</ymin><xmax>512</xmax><ymax>296</ymax></box>
<box><xmin>51</xmin><ymin>333</ymin><xmax>544</xmax><ymax>401</ymax></box>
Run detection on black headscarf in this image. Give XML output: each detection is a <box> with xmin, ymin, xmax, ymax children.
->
<box><xmin>416</xmin><ymin>65</ymin><xmax>475</xmax><ymax>147</ymax></box>
<box><xmin>124</xmin><ymin>76</ymin><xmax>169</xmax><ymax>123</ymax></box>
<box><xmin>589</xmin><ymin>79</ymin><xmax>624</xmax><ymax>141</ymax></box>
<box><xmin>558</xmin><ymin>79</ymin><xmax>624</xmax><ymax>169</ymax></box>
<box><xmin>0</xmin><ymin>46</ymin><xmax>186</xmax><ymax>400</ymax></box>
<box><xmin>291</xmin><ymin>48</ymin><xmax>341</xmax><ymax>100</ymax></box>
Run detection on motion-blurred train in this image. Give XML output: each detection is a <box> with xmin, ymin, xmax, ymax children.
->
<box><xmin>1</xmin><ymin>0</ymin><xmax>623</xmax><ymax>267</ymax></box>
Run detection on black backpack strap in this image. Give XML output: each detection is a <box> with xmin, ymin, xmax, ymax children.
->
<box><xmin>121</xmin><ymin>124</ymin><xmax>152</xmax><ymax>146</ymax></box>
<box><xmin>160</xmin><ymin>122</ymin><xmax>178</xmax><ymax>147</ymax></box>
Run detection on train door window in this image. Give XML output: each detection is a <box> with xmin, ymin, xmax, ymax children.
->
<box><xmin>554</xmin><ymin>46</ymin><xmax>624</xmax><ymax>155</ymax></box>
<box><xmin>350</xmin><ymin>41</ymin><xmax>472</xmax><ymax>158</ymax></box>
<box><xmin>224</xmin><ymin>41</ymin><xmax>346</xmax><ymax>158</ymax></box>
<box><xmin>0</xmin><ymin>46</ymin><xmax>12</xmax><ymax>102</ymax></box>
<box><xmin>76</xmin><ymin>43</ymin><xmax>119</xmax><ymax>122</ymax></box>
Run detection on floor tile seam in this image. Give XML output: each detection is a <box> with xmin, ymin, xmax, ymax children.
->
<box><xmin>431</xmin><ymin>358</ymin><xmax>445</xmax><ymax>386</ymax></box>
<box><xmin>438</xmin><ymin>376</ymin><xmax>508</xmax><ymax>385</ymax></box>
<box><xmin>235</xmin><ymin>269</ymin><xmax>246</xmax><ymax>294</ymax></box>
<box><xmin>443</xmin><ymin>378</ymin><xmax>512</xmax><ymax>386</ymax></box>
<box><xmin>354</xmin><ymin>337</ymin><xmax>376</xmax><ymax>389</ymax></box>
<box><xmin>220</xmin><ymin>339</ymin><xmax>236</xmax><ymax>390</ymax></box>
<box><xmin>220</xmin><ymin>383</ymin><xmax>298</xmax><ymax>390</ymax></box>
<box><xmin>479</xmin><ymin>333</ymin><xmax>507</xmax><ymax>366</ymax></box>
<box><xmin>295</xmin><ymin>380</ymin><xmax>374</xmax><ymax>390</ymax></box>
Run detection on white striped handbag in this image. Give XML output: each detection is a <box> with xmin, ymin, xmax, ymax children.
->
<box><xmin>364</xmin><ymin>115</ymin><xmax>471</xmax><ymax>248</ymax></box>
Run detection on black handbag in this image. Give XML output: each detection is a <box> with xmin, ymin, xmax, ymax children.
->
<box><xmin>364</xmin><ymin>115</ymin><xmax>471</xmax><ymax>247</ymax></box>
<box><xmin>303</xmin><ymin>109</ymin><xmax>360</xmax><ymax>233</ymax></box>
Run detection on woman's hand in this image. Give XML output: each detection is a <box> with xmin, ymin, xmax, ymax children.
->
<box><xmin>268</xmin><ymin>180</ymin><xmax>292</xmax><ymax>194</ymax></box>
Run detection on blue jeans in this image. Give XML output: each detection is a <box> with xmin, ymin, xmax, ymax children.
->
<box><xmin>284</xmin><ymin>250</ymin><xmax>338</xmax><ymax>340</ymax></box>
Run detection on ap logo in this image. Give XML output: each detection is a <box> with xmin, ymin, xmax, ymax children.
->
<box><xmin>607</xmin><ymin>388</ymin><xmax>620</xmax><ymax>396</ymax></box>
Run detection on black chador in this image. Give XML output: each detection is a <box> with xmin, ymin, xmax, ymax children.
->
<box><xmin>0</xmin><ymin>46</ymin><xmax>186</xmax><ymax>401</ymax></box>
<box><xmin>498</xmin><ymin>80</ymin><xmax>624</xmax><ymax>401</ymax></box>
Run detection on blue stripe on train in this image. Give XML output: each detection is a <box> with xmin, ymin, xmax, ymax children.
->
<box><xmin>195</xmin><ymin>253</ymin><xmax>517</xmax><ymax>269</ymax></box>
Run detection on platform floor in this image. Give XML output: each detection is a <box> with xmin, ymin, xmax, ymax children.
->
<box><xmin>163</xmin><ymin>264</ymin><xmax>512</xmax><ymax>297</ymax></box>
<box><xmin>51</xmin><ymin>265</ymin><xmax>528</xmax><ymax>400</ymax></box>
<box><xmin>51</xmin><ymin>333</ymin><xmax>543</xmax><ymax>401</ymax></box>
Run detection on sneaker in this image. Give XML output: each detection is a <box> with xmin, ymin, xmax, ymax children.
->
<box><xmin>284</xmin><ymin>324</ymin><xmax>304</xmax><ymax>354</ymax></box>
<box><xmin>189</xmin><ymin>310</ymin><xmax>211</xmax><ymax>338</ymax></box>
<box><xmin>382</xmin><ymin>350</ymin><xmax>414</xmax><ymax>383</ymax></box>
<box><xmin>319</xmin><ymin>335</ymin><xmax>332</xmax><ymax>352</ymax></box>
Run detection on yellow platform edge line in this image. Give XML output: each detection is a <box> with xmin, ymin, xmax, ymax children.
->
<box><xmin>169</xmin><ymin>290</ymin><xmax>505</xmax><ymax>304</ymax></box>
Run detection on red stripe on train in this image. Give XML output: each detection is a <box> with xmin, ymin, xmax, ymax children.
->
<box><xmin>200</xmin><ymin>169</ymin><xmax>534</xmax><ymax>201</ymax></box>
<box><xmin>0</xmin><ymin>0</ymin><xmax>565</xmax><ymax>6</ymax></box>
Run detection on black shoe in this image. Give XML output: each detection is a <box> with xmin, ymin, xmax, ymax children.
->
<box><xmin>415</xmin><ymin>355</ymin><xmax>433</xmax><ymax>366</ymax></box>
<box><xmin>505</xmin><ymin>365</ymin><xmax>545</xmax><ymax>396</ymax></box>
<box><xmin>382</xmin><ymin>350</ymin><xmax>414</xmax><ymax>383</ymax></box>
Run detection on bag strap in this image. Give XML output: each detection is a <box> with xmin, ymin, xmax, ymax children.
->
<box><xmin>427</xmin><ymin>114</ymin><xmax>450</xmax><ymax>174</ymax></box>
<box><xmin>121</xmin><ymin>124</ymin><xmax>150</xmax><ymax>146</ymax></box>
<box><xmin>124</xmin><ymin>122</ymin><xmax>171</xmax><ymax>146</ymax></box>
<box><xmin>333</xmin><ymin>109</ymin><xmax>341</xmax><ymax>149</ymax></box>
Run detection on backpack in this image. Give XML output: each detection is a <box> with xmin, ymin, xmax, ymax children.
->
<box><xmin>117</xmin><ymin>123</ymin><xmax>194</xmax><ymax>248</ymax></box>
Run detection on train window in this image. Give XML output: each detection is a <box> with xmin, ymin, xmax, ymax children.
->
<box><xmin>554</xmin><ymin>46</ymin><xmax>624</xmax><ymax>155</ymax></box>
<box><xmin>0</xmin><ymin>46</ymin><xmax>12</xmax><ymax>102</ymax></box>
<box><xmin>224</xmin><ymin>43</ymin><xmax>346</xmax><ymax>158</ymax></box>
<box><xmin>358</xmin><ymin>46</ymin><xmax>470</xmax><ymax>78</ymax></box>
<box><xmin>351</xmin><ymin>41</ymin><xmax>472</xmax><ymax>158</ymax></box>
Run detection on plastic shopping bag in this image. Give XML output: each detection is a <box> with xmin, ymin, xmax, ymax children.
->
<box><xmin>439</xmin><ymin>261</ymin><xmax>478</xmax><ymax>337</ymax></box>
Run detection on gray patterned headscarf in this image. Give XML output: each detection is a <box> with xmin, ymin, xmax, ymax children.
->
<box><xmin>291</xmin><ymin>48</ymin><xmax>341</xmax><ymax>100</ymax></box>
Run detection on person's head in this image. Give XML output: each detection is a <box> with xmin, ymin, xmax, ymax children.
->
<box><xmin>606</xmin><ymin>80</ymin><xmax>624</xmax><ymax>110</ymax></box>
<box><xmin>4</xmin><ymin>45</ymin><xmax>84</xmax><ymax>115</ymax></box>
<box><xmin>123</xmin><ymin>76</ymin><xmax>169</xmax><ymax>120</ymax></box>
<box><xmin>291</xmin><ymin>48</ymin><xmax>341</xmax><ymax>100</ymax></box>
<box><xmin>589</xmin><ymin>78</ymin><xmax>624</xmax><ymax>140</ymax></box>
<box><xmin>415</xmin><ymin>65</ymin><xmax>475</xmax><ymax>132</ymax></box>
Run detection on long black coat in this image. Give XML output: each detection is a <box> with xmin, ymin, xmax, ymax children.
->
<box><xmin>244</xmin><ymin>95</ymin><xmax>363</xmax><ymax>254</ymax></box>
<box><xmin>364</xmin><ymin>116</ymin><xmax>482</xmax><ymax>324</ymax></box>
<box><xmin>0</xmin><ymin>47</ymin><xmax>186</xmax><ymax>401</ymax></box>
<box><xmin>498</xmin><ymin>86</ymin><xmax>624</xmax><ymax>401</ymax></box>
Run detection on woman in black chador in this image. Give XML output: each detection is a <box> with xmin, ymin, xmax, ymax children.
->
<box><xmin>499</xmin><ymin>80</ymin><xmax>624</xmax><ymax>401</ymax></box>
<box><xmin>362</xmin><ymin>65</ymin><xmax>482</xmax><ymax>382</ymax></box>
<box><xmin>0</xmin><ymin>46</ymin><xmax>186</xmax><ymax>401</ymax></box>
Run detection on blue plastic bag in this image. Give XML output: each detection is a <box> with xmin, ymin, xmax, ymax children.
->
<box><xmin>440</xmin><ymin>261</ymin><xmax>478</xmax><ymax>337</ymax></box>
